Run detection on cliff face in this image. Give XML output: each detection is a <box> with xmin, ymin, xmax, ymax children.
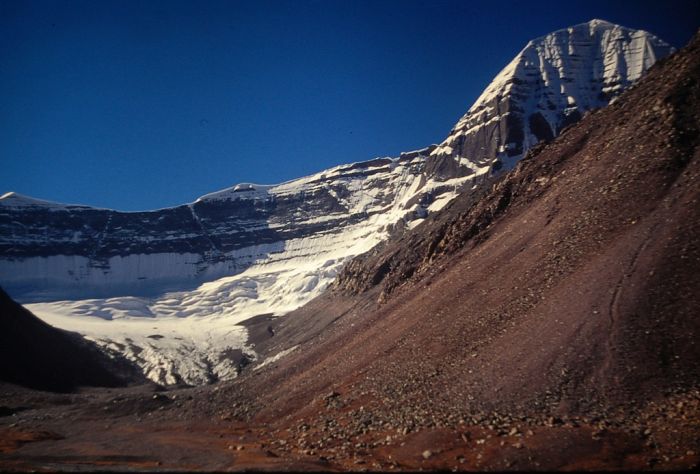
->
<box><xmin>0</xmin><ymin>148</ymin><xmax>438</xmax><ymax>301</ymax></box>
<box><xmin>334</xmin><ymin>27</ymin><xmax>693</xmax><ymax>302</ymax></box>
<box><xmin>427</xmin><ymin>19</ymin><xmax>673</xmax><ymax>178</ymax></box>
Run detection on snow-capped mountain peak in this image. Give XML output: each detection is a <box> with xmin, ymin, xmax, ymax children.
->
<box><xmin>429</xmin><ymin>19</ymin><xmax>673</xmax><ymax>176</ymax></box>
<box><xmin>0</xmin><ymin>191</ymin><xmax>90</xmax><ymax>210</ymax></box>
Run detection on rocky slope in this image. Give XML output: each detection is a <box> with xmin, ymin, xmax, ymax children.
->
<box><xmin>0</xmin><ymin>20</ymin><xmax>673</xmax><ymax>385</ymax></box>
<box><xmin>210</xmin><ymin>27</ymin><xmax>699</xmax><ymax>469</ymax></box>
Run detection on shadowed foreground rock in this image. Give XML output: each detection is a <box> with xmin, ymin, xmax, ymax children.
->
<box><xmin>0</xmin><ymin>288</ymin><xmax>143</xmax><ymax>392</ymax></box>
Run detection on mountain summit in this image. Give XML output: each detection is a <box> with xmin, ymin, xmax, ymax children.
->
<box><xmin>427</xmin><ymin>19</ymin><xmax>673</xmax><ymax>178</ymax></box>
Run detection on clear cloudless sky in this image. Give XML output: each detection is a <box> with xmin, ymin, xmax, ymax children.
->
<box><xmin>1</xmin><ymin>0</ymin><xmax>699</xmax><ymax>210</ymax></box>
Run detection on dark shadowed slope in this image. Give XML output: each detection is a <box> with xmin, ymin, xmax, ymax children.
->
<box><xmin>0</xmin><ymin>288</ymin><xmax>144</xmax><ymax>392</ymax></box>
<box><xmin>211</xmin><ymin>30</ymin><xmax>700</xmax><ymax>469</ymax></box>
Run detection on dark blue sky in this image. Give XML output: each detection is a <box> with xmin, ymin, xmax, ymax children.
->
<box><xmin>2</xmin><ymin>0</ymin><xmax>698</xmax><ymax>210</ymax></box>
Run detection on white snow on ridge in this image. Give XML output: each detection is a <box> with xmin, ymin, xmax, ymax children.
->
<box><xmin>433</xmin><ymin>19</ymin><xmax>673</xmax><ymax>170</ymax></box>
<box><xmin>254</xmin><ymin>345</ymin><xmax>299</xmax><ymax>371</ymax></box>
<box><xmin>0</xmin><ymin>192</ymin><xmax>95</xmax><ymax>210</ymax></box>
<box><xmin>466</xmin><ymin>19</ymin><xmax>670</xmax><ymax>115</ymax></box>
<box><xmin>195</xmin><ymin>183</ymin><xmax>275</xmax><ymax>203</ymax></box>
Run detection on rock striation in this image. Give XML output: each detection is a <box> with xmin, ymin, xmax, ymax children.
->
<box><xmin>427</xmin><ymin>19</ymin><xmax>673</xmax><ymax>178</ymax></box>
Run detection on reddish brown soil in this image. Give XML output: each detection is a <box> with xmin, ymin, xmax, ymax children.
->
<box><xmin>2</xmin><ymin>29</ymin><xmax>700</xmax><ymax>474</ymax></box>
<box><xmin>1</xmin><ymin>385</ymin><xmax>698</xmax><ymax>471</ymax></box>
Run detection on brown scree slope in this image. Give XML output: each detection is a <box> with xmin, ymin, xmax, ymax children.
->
<box><xmin>210</xmin><ymin>30</ymin><xmax>700</xmax><ymax>467</ymax></box>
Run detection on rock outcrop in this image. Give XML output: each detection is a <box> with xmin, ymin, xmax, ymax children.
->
<box><xmin>427</xmin><ymin>19</ymin><xmax>673</xmax><ymax>177</ymax></box>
